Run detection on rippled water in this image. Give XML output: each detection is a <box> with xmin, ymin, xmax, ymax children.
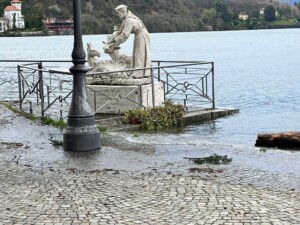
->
<box><xmin>0</xmin><ymin>29</ymin><xmax>299</xmax><ymax>148</ymax></box>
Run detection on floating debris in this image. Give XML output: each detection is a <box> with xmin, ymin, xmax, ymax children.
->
<box><xmin>185</xmin><ymin>154</ymin><xmax>232</xmax><ymax>165</ymax></box>
<box><xmin>189</xmin><ymin>167</ymin><xmax>223</xmax><ymax>173</ymax></box>
<box><xmin>49</xmin><ymin>137</ymin><xmax>63</xmax><ymax>148</ymax></box>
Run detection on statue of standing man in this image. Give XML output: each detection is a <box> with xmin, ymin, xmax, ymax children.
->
<box><xmin>110</xmin><ymin>5</ymin><xmax>151</xmax><ymax>79</ymax></box>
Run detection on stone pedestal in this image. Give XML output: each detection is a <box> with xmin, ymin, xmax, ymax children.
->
<box><xmin>87</xmin><ymin>82</ymin><xmax>164</xmax><ymax>114</ymax></box>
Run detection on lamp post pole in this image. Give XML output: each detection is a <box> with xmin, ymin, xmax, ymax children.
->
<box><xmin>63</xmin><ymin>0</ymin><xmax>100</xmax><ymax>152</ymax></box>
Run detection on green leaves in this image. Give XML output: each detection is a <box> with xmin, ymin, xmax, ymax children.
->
<box><xmin>191</xmin><ymin>154</ymin><xmax>232</xmax><ymax>165</ymax></box>
<box><xmin>41</xmin><ymin>117</ymin><xmax>66</xmax><ymax>129</ymax></box>
<box><xmin>122</xmin><ymin>100</ymin><xmax>184</xmax><ymax>130</ymax></box>
<box><xmin>264</xmin><ymin>5</ymin><xmax>276</xmax><ymax>22</ymax></box>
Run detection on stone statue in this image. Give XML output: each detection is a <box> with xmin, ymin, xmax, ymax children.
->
<box><xmin>112</xmin><ymin>5</ymin><xmax>151</xmax><ymax>78</ymax></box>
<box><xmin>87</xmin><ymin>42</ymin><xmax>130</xmax><ymax>84</ymax></box>
<box><xmin>86</xmin><ymin>5</ymin><xmax>151</xmax><ymax>85</ymax></box>
<box><xmin>111</xmin><ymin>4</ymin><xmax>151</xmax><ymax>79</ymax></box>
<box><xmin>87</xmin><ymin>42</ymin><xmax>101</xmax><ymax>68</ymax></box>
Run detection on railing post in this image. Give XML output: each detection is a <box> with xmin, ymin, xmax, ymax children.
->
<box><xmin>163</xmin><ymin>81</ymin><xmax>166</xmax><ymax>103</ymax></box>
<box><xmin>29</xmin><ymin>101</ymin><xmax>33</xmax><ymax>114</ymax></box>
<box><xmin>212</xmin><ymin>62</ymin><xmax>215</xmax><ymax>109</ymax></box>
<box><xmin>151</xmin><ymin>67</ymin><xmax>155</xmax><ymax>107</ymax></box>
<box><xmin>38</xmin><ymin>62</ymin><xmax>45</xmax><ymax>117</ymax></box>
<box><xmin>17</xmin><ymin>65</ymin><xmax>22</xmax><ymax>110</ymax></box>
<box><xmin>158</xmin><ymin>61</ymin><xmax>161</xmax><ymax>81</ymax></box>
<box><xmin>139</xmin><ymin>85</ymin><xmax>143</xmax><ymax>107</ymax></box>
<box><xmin>166</xmin><ymin>73</ymin><xmax>169</xmax><ymax>94</ymax></box>
<box><xmin>47</xmin><ymin>86</ymin><xmax>50</xmax><ymax>106</ymax></box>
<box><xmin>93</xmin><ymin>89</ymin><xmax>97</xmax><ymax>112</ymax></box>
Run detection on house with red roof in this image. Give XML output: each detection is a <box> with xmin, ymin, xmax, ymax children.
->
<box><xmin>0</xmin><ymin>0</ymin><xmax>25</xmax><ymax>32</ymax></box>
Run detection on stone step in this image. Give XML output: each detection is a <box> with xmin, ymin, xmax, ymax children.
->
<box><xmin>183</xmin><ymin>108</ymin><xmax>239</xmax><ymax>124</ymax></box>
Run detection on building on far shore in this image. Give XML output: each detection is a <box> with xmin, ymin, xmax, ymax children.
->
<box><xmin>0</xmin><ymin>18</ymin><xmax>8</xmax><ymax>32</ymax></box>
<box><xmin>239</xmin><ymin>12</ymin><xmax>249</xmax><ymax>20</ymax></box>
<box><xmin>43</xmin><ymin>17</ymin><xmax>74</xmax><ymax>35</ymax></box>
<box><xmin>0</xmin><ymin>0</ymin><xmax>25</xmax><ymax>32</ymax></box>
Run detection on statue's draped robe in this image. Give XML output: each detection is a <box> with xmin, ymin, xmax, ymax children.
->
<box><xmin>114</xmin><ymin>11</ymin><xmax>151</xmax><ymax>78</ymax></box>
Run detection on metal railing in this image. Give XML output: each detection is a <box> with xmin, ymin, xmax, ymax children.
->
<box><xmin>0</xmin><ymin>59</ymin><xmax>215</xmax><ymax>119</ymax></box>
<box><xmin>0</xmin><ymin>60</ymin><xmax>72</xmax><ymax>119</ymax></box>
<box><xmin>17</xmin><ymin>62</ymin><xmax>73</xmax><ymax>118</ymax></box>
<box><xmin>152</xmin><ymin>60</ymin><xmax>215</xmax><ymax>110</ymax></box>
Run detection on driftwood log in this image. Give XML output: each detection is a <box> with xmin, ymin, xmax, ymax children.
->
<box><xmin>255</xmin><ymin>131</ymin><xmax>300</xmax><ymax>149</ymax></box>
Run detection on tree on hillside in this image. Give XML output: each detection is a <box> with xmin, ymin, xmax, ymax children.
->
<box><xmin>24</xmin><ymin>4</ymin><xmax>44</xmax><ymax>29</ymax></box>
<box><xmin>264</xmin><ymin>5</ymin><xmax>276</xmax><ymax>21</ymax></box>
<box><xmin>215</xmin><ymin>0</ymin><xmax>231</xmax><ymax>22</ymax></box>
<box><xmin>291</xmin><ymin>5</ymin><xmax>300</xmax><ymax>20</ymax></box>
<box><xmin>12</xmin><ymin>13</ymin><xmax>16</xmax><ymax>30</ymax></box>
<box><xmin>201</xmin><ymin>8</ymin><xmax>217</xmax><ymax>25</ymax></box>
<box><xmin>277</xmin><ymin>3</ymin><xmax>291</xmax><ymax>19</ymax></box>
<box><xmin>2</xmin><ymin>0</ymin><xmax>298</xmax><ymax>33</ymax></box>
<box><xmin>0</xmin><ymin>0</ymin><xmax>10</xmax><ymax>14</ymax></box>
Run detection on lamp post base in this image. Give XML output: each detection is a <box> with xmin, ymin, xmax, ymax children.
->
<box><xmin>64</xmin><ymin>132</ymin><xmax>100</xmax><ymax>152</ymax></box>
<box><xmin>63</xmin><ymin>116</ymin><xmax>100</xmax><ymax>152</ymax></box>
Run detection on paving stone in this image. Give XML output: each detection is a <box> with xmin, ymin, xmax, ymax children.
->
<box><xmin>1</xmin><ymin>104</ymin><xmax>300</xmax><ymax>224</ymax></box>
<box><xmin>0</xmin><ymin>163</ymin><xmax>299</xmax><ymax>224</ymax></box>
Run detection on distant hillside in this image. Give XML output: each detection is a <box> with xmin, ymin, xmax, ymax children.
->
<box><xmin>281</xmin><ymin>0</ymin><xmax>300</xmax><ymax>4</ymax></box>
<box><xmin>1</xmin><ymin>0</ymin><xmax>300</xmax><ymax>34</ymax></box>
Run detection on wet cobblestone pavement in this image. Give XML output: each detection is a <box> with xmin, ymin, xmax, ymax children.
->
<box><xmin>1</xmin><ymin>104</ymin><xmax>300</xmax><ymax>224</ymax></box>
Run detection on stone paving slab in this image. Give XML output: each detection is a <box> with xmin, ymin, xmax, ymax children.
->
<box><xmin>0</xmin><ymin>162</ymin><xmax>299</xmax><ymax>225</ymax></box>
<box><xmin>1</xmin><ymin>103</ymin><xmax>300</xmax><ymax>224</ymax></box>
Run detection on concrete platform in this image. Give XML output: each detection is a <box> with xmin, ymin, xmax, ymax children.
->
<box><xmin>94</xmin><ymin>108</ymin><xmax>240</xmax><ymax>131</ymax></box>
<box><xmin>183</xmin><ymin>108</ymin><xmax>239</xmax><ymax>124</ymax></box>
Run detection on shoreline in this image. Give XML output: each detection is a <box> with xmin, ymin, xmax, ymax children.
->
<box><xmin>0</xmin><ymin>31</ymin><xmax>47</xmax><ymax>37</ymax></box>
<box><xmin>1</xmin><ymin>25</ymin><xmax>300</xmax><ymax>38</ymax></box>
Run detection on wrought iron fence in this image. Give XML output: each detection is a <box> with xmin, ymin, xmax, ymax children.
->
<box><xmin>152</xmin><ymin>60</ymin><xmax>215</xmax><ymax>110</ymax></box>
<box><xmin>0</xmin><ymin>60</ymin><xmax>20</xmax><ymax>101</ymax></box>
<box><xmin>0</xmin><ymin>60</ymin><xmax>72</xmax><ymax>119</ymax></box>
<box><xmin>18</xmin><ymin>62</ymin><xmax>73</xmax><ymax>119</ymax></box>
<box><xmin>0</xmin><ymin>60</ymin><xmax>215</xmax><ymax>119</ymax></box>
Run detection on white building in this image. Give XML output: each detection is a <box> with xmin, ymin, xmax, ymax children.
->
<box><xmin>0</xmin><ymin>18</ymin><xmax>8</xmax><ymax>32</ymax></box>
<box><xmin>3</xmin><ymin>0</ymin><xmax>25</xmax><ymax>30</ymax></box>
<box><xmin>260</xmin><ymin>8</ymin><xmax>265</xmax><ymax>17</ymax></box>
<box><xmin>239</xmin><ymin>12</ymin><xmax>249</xmax><ymax>20</ymax></box>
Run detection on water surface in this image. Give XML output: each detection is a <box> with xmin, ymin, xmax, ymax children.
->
<box><xmin>0</xmin><ymin>29</ymin><xmax>299</xmax><ymax>148</ymax></box>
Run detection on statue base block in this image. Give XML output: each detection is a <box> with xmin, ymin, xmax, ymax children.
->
<box><xmin>87</xmin><ymin>82</ymin><xmax>164</xmax><ymax>114</ymax></box>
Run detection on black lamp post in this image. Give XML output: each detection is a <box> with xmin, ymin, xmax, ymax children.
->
<box><xmin>63</xmin><ymin>0</ymin><xmax>100</xmax><ymax>151</ymax></box>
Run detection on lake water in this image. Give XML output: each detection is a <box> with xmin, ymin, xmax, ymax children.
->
<box><xmin>0</xmin><ymin>29</ymin><xmax>299</xmax><ymax>149</ymax></box>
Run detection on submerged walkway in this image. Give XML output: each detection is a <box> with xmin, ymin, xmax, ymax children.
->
<box><xmin>0</xmin><ymin>104</ymin><xmax>300</xmax><ymax>225</ymax></box>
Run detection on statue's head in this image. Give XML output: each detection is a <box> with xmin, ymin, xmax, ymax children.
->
<box><xmin>115</xmin><ymin>5</ymin><xmax>128</xmax><ymax>19</ymax></box>
<box><xmin>103</xmin><ymin>41</ymin><xmax>120</xmax><ymax>54</ymax></box>
<box><xmin>87</xmin><ymin>43</ymin><xmax>100</xmax><ymax>58</ymax></box>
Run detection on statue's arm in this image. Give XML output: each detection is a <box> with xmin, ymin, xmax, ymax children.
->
<box><xmin>114</xmin><ymin>19</ymin><xmax>134</xmax><ymax>46</ymax></box>
<box><xmin>114</xmin><ymin>33</ymin><xmax>128</xmax><ymax>46</ymax></box>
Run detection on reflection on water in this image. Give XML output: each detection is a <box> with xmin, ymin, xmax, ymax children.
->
<box><xmin>185</xmin><ymin>120</ymin><xmax>218</xmax><ymax>135</ymax></box>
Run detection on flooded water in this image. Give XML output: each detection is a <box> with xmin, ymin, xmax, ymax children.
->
<box><xmin>0</xmin><ymin>29</ymin><xmax>299</xmax><ymax>150</ymax></box>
